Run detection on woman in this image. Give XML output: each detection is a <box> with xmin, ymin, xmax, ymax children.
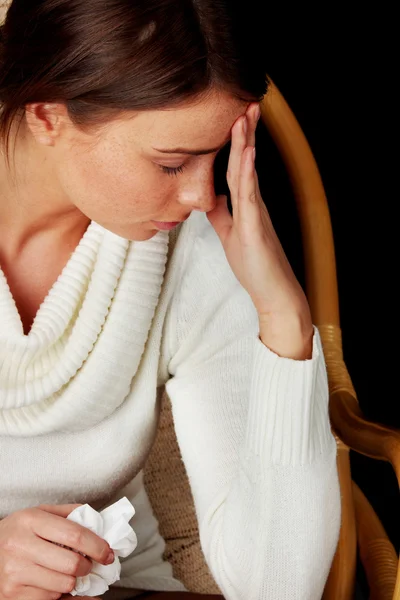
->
<box><xmin>0</xmin><ymin>0</ymin><xmax>341</xmax><ymax>598</ymax></box>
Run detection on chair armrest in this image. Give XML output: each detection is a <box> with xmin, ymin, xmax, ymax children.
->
<box><xmin>352</xmin><ymin>481</ymin><xmax>398</xmax><ymax>600</ymax></box>
<box><xmin>319</xmin><ymin>324</ymin><xmax>400</xmax><ymax>486</ymax></box>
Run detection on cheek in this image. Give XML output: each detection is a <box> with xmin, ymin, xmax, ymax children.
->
<box><xmin>58</xmin><ymin>145</ymin><xmax>168</xmax><ymax>221</ymax></box>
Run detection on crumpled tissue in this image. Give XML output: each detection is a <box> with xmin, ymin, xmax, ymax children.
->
<box><xmin>67</xmin><ymin>497</ymin><xmax>138</xmax><ymax>597</ymax></box>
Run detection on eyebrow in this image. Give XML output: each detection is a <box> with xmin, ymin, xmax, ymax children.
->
<box><xmin>152</xmin><ymin>136</ymin><xmax>231</xmax><ymax>156</ymax></box>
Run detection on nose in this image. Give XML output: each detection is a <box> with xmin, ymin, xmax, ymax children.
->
<box><xmin>177</xmin><ymin>168</ymin><xmax>217</xmax><ymax>213</ymax></box>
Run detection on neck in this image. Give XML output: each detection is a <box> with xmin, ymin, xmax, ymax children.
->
<box><xmin>0</xmin><ymin>122</ymin><xmax>88</xmax><ymax>256</ymax></box>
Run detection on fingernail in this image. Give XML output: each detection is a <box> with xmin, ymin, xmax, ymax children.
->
<box><xmin>105</xmin><ymin>550</ymin><xmax>115</xmax><ymax>564</ymax></box>
<box><xmin>254</xmin><ymin>105</ymin><xmax>261</xmax><ymax>122</ymax></box>
<box><xmin>242</xmin><ymin>116</ymin><xmax>247</xmax><ymax>135</ymax></box>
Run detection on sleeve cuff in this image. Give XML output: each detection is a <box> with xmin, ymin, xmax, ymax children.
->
<box><xmin>244</xmin><ymin>326</ymin><xmax>335</xmax><ymax>467</ymax></box>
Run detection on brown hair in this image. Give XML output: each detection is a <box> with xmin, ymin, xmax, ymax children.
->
<box><xmin>0</xmin><ymin>0</ymin><xmax>268</xmax><ymax>164</ymax></box>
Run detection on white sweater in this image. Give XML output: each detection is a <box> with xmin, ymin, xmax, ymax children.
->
<box><xmin>0</xmin><ymin>211</ymin><xmax>341</xmax><ymax>599</ymax></box>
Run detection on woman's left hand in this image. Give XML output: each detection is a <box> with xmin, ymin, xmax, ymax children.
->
<box><xmin>207</xmin><ymin>102</ymin><xmax>314</xmax><ymax>360</ymax></box>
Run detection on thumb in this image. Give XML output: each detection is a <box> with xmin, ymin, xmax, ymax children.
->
<box><xmin>206</xmin><ymin>195</ymin><xmax>232</xmax><ymax>242</ymax></box>
<box><xmin>37</xmin><ymin>503</ymin><xmax>83</xmax><ymax>517</ymax></box>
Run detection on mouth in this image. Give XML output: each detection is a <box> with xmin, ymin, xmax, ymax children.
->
<box><xmin>151</xmin><ymin>215</ymin><xmax>190</xmax><ymax>230</ymax></box>
<box><xmin>151</xmin><ymin>220</ymin><xmax>185</xmax><ymax>230</ymax></box>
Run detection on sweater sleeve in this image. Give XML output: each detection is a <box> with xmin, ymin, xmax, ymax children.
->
<box><xmin>163</xmin><ymin>214</ymin><xmax>341</xmax><ymax>600</ymax></box>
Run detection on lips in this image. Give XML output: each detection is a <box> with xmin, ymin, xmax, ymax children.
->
<box><xmin>151</xmin><ymin>215</ymin><xmax>190</xmax><ymax>231</ymax></box>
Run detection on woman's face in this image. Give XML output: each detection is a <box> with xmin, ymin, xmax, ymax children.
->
<box><xmin>47</xmin><ymin>89</ymin><xmax>249</xmax><ymax>240</ymax></box>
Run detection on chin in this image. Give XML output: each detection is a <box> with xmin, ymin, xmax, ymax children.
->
<box><xmin>99</xmin><ymin>221</ymin><xmax>160</xmax><ymax>241</ymax></box>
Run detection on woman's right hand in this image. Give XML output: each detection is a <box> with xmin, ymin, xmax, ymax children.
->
<box><xmin>0</xmin><ymin>503</ymin><xmax>115</xmax><ymax>599</ymax></box>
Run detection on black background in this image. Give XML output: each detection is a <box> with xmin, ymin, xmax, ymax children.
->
<box><xmin>215</xmin><ymin>5</ymin><xmax>399</xmax><ymax>566</ymax></box>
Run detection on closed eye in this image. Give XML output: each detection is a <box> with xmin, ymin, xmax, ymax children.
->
<box><xmin>158</xmin><ymin>141</ymin><xmax>230</xmax><ymax>176</ymax></box>
<box><xmin>160</xmin><ymin>164</ymin><xmax>186</xmax><ymax>176</ymax></box>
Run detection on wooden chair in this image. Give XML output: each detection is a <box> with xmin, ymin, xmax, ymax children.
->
<box><xmin>144</xmin><ymin>79</ymin><xmax>400</xmax><ymax>600</ymax></box>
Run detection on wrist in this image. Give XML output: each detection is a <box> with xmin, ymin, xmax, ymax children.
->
<box><xmin>258</xmin><ymin>309</ymin><xmax>314</xmax><ymax>360</ymax></box>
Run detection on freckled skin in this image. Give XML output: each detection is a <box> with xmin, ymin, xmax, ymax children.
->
<box><xmin>0</xmin><ymin>89</ymin><xmax>248</xmax><ymax>242</ymax></box>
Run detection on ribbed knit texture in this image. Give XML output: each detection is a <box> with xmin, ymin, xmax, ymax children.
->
<box><xmin>0</xmin><ymin>211</ymin><xmax>341</xmax><ymax>599</ymax></box>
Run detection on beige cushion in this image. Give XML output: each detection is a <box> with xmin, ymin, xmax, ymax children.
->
<box><xmin>144</xmin><ymin>389</ymin><xmax>221</xmax><ymax>595</ymax></box>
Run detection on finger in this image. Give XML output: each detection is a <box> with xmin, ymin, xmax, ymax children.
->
<box><xmin>18</xmin><ymin>564</ymin><xmax>76</xmax><ymax>594</ymax></box>
<box><xmin>32</xmin><ymin>511</ymin><xmax>113</xmax><ymax>565</ymax></box>
<box><xmin>245</xmin><ymin>128</ymin><xmax>273</xmax><ymax>234</ymax></box>
<box><xmin>226</xmin><ymin>115</ymin><xmax>247</xmax><ymax>210</ymax></box>
<box><xmin>254</xmin><ymin>166</ymin><xmax>272</xmax><ymax>229</ymax></box>
<box><xmin>37</xmin><ymin>504</ymin><xmax>83</xmax><ymax>518</ymax></box>
<box><xmin>245</xmin><ymin>102</ymin><xmax>260</xmax><ymax>147</ymax></box>
<box><xmin>238</xmin><ymin>146</ymin><xmax>261</xmax><ymax>231</ymax></box>
<box><xmin>27</xmin><ymin>535</ymin><xmax>92</xmax><ymax>577</ymax></box>
<box><xmin>253</xmin><ymin>170</ymin><xmax>280</xmax><ymax>241</ymax></box>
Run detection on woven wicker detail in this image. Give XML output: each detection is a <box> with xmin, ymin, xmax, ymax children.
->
<box><xmin>144</xmin><ymin>388</ymin><xmax>221</xmax><ymax>595</ymax></box>
<box><xmin>364</xmin><ymin>539</ymin><xmax>398</xmax><ymax>599</ymax></box>
<box><xmin>318</xmin><ymin>324</ymin><xmax>356</xmax><ymax>398</ymax></box>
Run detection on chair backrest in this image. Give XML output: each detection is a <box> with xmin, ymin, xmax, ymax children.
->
<box><xmin>259</xmin><ymin>81</ymin><xmax>358</xmax><ymax>600</ymax></box>
<box><xmin>261</xmin><ymin>83</ymin><xmax>400</xmax><ymax>600</ymax></box>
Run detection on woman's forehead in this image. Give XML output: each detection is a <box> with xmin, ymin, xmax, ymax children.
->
<box><xmin>124</xmin><ymin>93</ymin><xmax>249</xmax><ymax>147</ymax></box>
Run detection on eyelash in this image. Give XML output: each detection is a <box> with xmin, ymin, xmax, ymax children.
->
<box><xmin>160</xmin><ymin>164</ymin><xmax>186</xmax><ymax>176</ymax></box>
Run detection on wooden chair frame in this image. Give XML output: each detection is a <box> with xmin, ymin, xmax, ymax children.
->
<box><xmin>260</xmin><ymin>79</ymin><xmax>400</xmax><ymax>600</ymax></box>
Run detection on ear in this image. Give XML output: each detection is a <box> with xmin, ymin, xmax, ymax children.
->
<box><xmin>25</xmin><ymin>102</ymin><xmax>69</xmax><ymax>147</ymax></box>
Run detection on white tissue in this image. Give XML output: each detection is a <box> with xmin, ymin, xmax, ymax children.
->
<box><xmin>67</xmin><ymin>497</ymin><xmax>138</xmax><ymax>597</ymax></box>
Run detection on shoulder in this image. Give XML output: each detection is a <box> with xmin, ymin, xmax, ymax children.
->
<box><xmin>163</xmin><ymin>211</ymin><xmax>257</xmax><ymax>346</ymax></box>
<box><xmin>160</xmin><ymin>211</ymin><xmax>259</xmax><ymax>374</ymax></box>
